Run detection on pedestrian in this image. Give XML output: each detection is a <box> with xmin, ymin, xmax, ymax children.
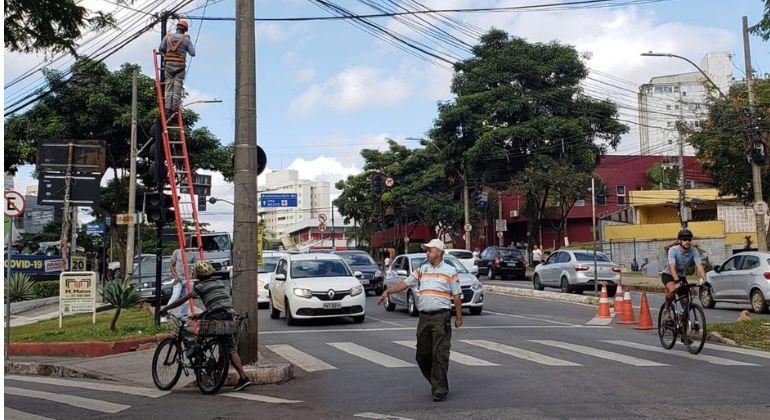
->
<box><xmin>168</xmin><ymin>237</ymin><xmax>199</xmax><ymax>318</ymax></box>
<box><xmin>531</xmin><ymin>244</ymin><xmax>543</xmax><ymax>268</ymax></box>
<box><xmin>160</xmin><ymin>261</ymin><xmax>251</xmax><ymax>391</ymax></box>
<box><xmin>158</xmin><ymin>19</ymin><xmax>195</xmax><ymax>114</ymax></box>
<box><xmin>630</xmin><ymin>258</ymin><xmax>639</xmax><ymax>272</ymax></box>
<box><xmin>384</xmin><ymin>256</ymin><xmax>391</xmax><ymax>270</ymax></box>
<box><xmin>377</xmin><ymin>239</ymin><xmax>462</xmax><ymax>402</ymax></box>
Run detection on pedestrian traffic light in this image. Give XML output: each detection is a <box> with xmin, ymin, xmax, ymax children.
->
<box><xmin>140</xmin><ymin>120</ymin><xmax>168</xmax><ymax>187</ymax></box>
<box><xmin>146</xmin><ymin>191</ymin><xmax>174</xmax><ymax>224</ymax></box>
<box><xmin>371</xmin><ymin>172</ymin><xmax>384</xmax><ymax>196</ymax></box>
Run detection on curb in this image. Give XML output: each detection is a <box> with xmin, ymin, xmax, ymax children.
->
<box><xmin>9</xmin><ymin>333</ymin><xmax>174</xmax><ymax>358</ymax></box>
<box><xmin>10</xmin><ymin>297</ymin><xmax>60</xmax><ymax>314</ymax></box>
<box><xmin>4</xmin><ymin>361</ymin><xmax>116</xmax><ymax>381</ymax></box>
<box><xmin>622</xmin><ymin>284</ymin><xmax>666</xmax><ymax>293</ymax></box>
<box><xmin>483</xmin><ymin>284</ymin><xmax>601</xmax><ymax>306</ymax></box>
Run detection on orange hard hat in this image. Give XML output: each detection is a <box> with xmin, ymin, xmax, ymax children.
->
<box><xmin>176</xmin><ymin>19</ymin><xmax>189</xmax><ymax>31</ymax></box>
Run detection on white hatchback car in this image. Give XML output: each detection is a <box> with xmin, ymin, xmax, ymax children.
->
<box><xmin>258</xmin><ymin>251</ymin><xmax>286</xmax><ymax>309</ymax></box>
<box><xmin>268</xmin><ymin>253</ymin><xmax>366</xmax><ymax>325</ymax></box>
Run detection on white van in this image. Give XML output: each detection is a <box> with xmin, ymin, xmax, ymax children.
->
<box><xmin>191</xmin><ymin>232</ymin><xmax>232</xmax><ymax>279</ymax></box>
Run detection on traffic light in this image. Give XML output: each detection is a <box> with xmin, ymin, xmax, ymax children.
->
<box><xmin>371</xmin><ymin>172</ymin><xmax>383</xmax><ymax>196</ymax></box>
<box><xmin>146</xmin><ymin>191</ymin><xmax>174</xmax><ymax>225</ymax></box>
<box><xmin>140</xmin><ymin>120</ymin><xmax>168</xmax><ymax>187</ymax></box>
<box><xmin>257</xmin><ymin>145</ymin><xmax>267</xmax><ymax>175</ymax></box>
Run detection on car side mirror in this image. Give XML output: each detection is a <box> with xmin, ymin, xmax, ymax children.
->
<box><xmin>274</xmin><ymin>273</ymin><xmax>286</xmax><ymax>281</ymax></box>
<box><xmin>470</xmin><ymin>266</ymin><xmax>479</xmax><ymax>275</ymax></box>
<box><xmin>353</xmin><ymin>271</ymin><xmax>363</xmax><ymax>278</ymax></box>
<box><xmin>396</xmin><ymin>269</ymin><xmax>408</xmax><ymax>276</ymax></box>
<box><xmin>713</xmin><ymin>265</ymin><xmax>722</xmax><ymax>273</ymax></box>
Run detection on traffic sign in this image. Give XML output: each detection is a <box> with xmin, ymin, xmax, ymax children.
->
<box><xmin>85</xmin><ymin>223</ymin><xmax>105</xmax><ymax>235</ymax></box>
<box><xmin>115</xmin><ymin>213</ymin><xmax>136</xmax><ymax>225</ymax></box>
<box><xmin>385</xmin><ymin>177</ymin><xmax>395</xmax><ymax>187</ymax></box>
<box><xmin>70</xmin><ymin>256</ymin><xmax>87</xmax><ymax>271</ymax></box>
<box><xmin>464</xmin><ymin>223</ymin><xmax>473</xmax><ymax>232</ymax></box>
<box><xmin>754</xmin><ymin>200</ymin><xmax>768</xmax><ymax>215</ymax></box>
<box><xmin>318</xmin><ymin>223</ymin><xmax>327</xmax><ymax>232</ymax></box>
<box><xmin>318</xmin><ymin>213</ymin><xmax>328</xmax><ymax>223</ymax></box>
<box><xmin>496</xmin><ymin>231</ymin><xmax>504</xmax><ymax>238</ymax></box>
<box><xmin>259</xmin><ymin>193</ymin><xmax>298</xmax><ymax>208</ymax></box>
<box><xmin>495</xmin><ymin>219</ymin><xmax>507</xmax><ymax>232</ymax></box>
<box><xmin>4</xmin><ymin>190</ymin><xmax>25</xmax><ymax>217</ymax></box>
<box><xmin>404</xmin><ymin>237</ymin><xmax>410</xmax><ymax>243</ymax></box>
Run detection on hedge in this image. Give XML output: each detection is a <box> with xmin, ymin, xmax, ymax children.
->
<box><xmin>33</xmin><ymin>280</ymin><xmax>60</xmax><ymax>299</ymax></box>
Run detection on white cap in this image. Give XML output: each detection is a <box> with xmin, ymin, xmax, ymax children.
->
<box><xmin>421</xmin><ymin>239</ymin><xmax>446</xmax><ymax>252</ymax></box>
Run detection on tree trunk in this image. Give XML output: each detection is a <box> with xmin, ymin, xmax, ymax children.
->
<box><xmin>110</xmin><ymin>307</ymin><xmax>122</xmax><ymax>332</ymax></box>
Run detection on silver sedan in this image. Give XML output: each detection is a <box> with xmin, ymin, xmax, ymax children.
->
<box><xmin>702</xmin><ymin>251</ymin><xmax>770</xmax><ymax>313</ymax></box>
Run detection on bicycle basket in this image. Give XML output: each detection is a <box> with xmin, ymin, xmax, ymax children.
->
<box><xmin>197</xmin><ymin>319</ymin><xmax>238</xmax><ymax>336</ymax></box>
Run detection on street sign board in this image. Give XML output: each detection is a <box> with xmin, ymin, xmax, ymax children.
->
<box><xmin>4</xmin><ymin>189</ymin><xmax>25</xmax><ymax>217</ymax></box>
<box><xmin>115</xmin><ymin>213</ymin><xmax>136</xmax><ymax>225</ymax></box>
<box><xmin>259</xmin><ymin>193</ymin><xmax>298</xmax><ymax>208</ymax></box>
<box><xmin>37</xmin><ymin>139</ymin><xmax>107</xmax><ymax>174</ymax></box>
<box><xmin>86</xmin><ymin>223</ymin><xmax>105</xmax><ymax>235</ymax></box>
<box><xmin>495</xmin><ymin>219</ymin><xmax>507</xmax><ymax>232</ymax></box>
<box><xmin>59</xmin><ymin>271</ymin><xmax>97</xmax><ymax>327</ymax></box>
<box><xmin>37</xmin><ymin>172</ymin><xmax>101</xmax><ymax>206</ymax></box>
<box><xmin>4</xmin><ymin>254</ymin><xmax>63</xmax><ymax>275</ymax></box>
<box><xmin>70</xmin><ymin>256</ymin><xmax>87</xmax><ymax>271</ymax></box>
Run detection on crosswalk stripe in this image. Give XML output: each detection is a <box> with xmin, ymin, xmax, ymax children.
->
<box><xmin>221</xmin><ymin>392</ymin><xmax>302</xmax><ymax>404</ymax></box>
<box><xmin>6</xmin><ymin>375</ymin><xmax>169</xmax><ymax>398</ymax></box>
<box><xmin>5</xmin><ymin>407</ymin><xmax>55</xmax><ymax>420</ymax></box>
<box><xmin>266</xmin><ymin>344</ymin><xmax>337</xmax><ymax>372</ymax></box>
<box><xmin>461</xmin><ymin>340</ymin><xmax>581</xmax><ymax>366</ymax></box>
<box><xmin>355</xmin><ymin>412</ymin><xmax>416</xmax><ymax>419</ymax></box>
<box><xmin>707</xmin><ymin>344</ymin><xmax>770</xmax><ymax>359</ymax></box>
<box><xmin>328</xmin><ymin>342</ymin><xmax>415</xmax><ymax>367</ymax></box>
<box><xmin>393</xmin><ymin>341</ymin><xmax>499</xmax><ymax>366</ymax></box>
<box><xmin>601</xmin><ymin>340</ymin><xmax>759</xmax><ymax>366</ymax></box>
<box><xmin>5</xmin><ymin>386</ymin><xmax>130</xmax><ymax>413</ymax></box>
<box><xmin>529</xmin><ymin>340</ymin><xmax>668</xmax><ymax>367</ymax></box>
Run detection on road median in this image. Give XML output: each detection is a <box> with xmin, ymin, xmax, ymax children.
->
<box><xmin>483</xmin><ymin>284</ymin><xmax>601</xmax><ymax>306</ymax></box>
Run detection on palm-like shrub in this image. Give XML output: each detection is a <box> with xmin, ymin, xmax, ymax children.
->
<box><xmin>5</xmin><ymin>273</ymin><xmax>36</xmax><ymax>303</ymax></box>
<box><xmin>102</xmin><ymin>279</ymin><xmax>142</xmax><ymax>332</ymax></box>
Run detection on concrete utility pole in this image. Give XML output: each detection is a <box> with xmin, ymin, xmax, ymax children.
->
<box><xmin>677</xmin><ymin>82</ymin><xmax>687</xmax><ymax>229</ymax></box>
<box><xmin>126</xmin><ymin>70</ymin><xmax>139</xmax><ymax>278</ymax></box>
<box><xmin>743</xmin><ymin>16</ymin><xmax>767</xmax><ymax>251</ymax></box>
<box><xmin>232</xmin><ymin>0</ymin><xmax>259</xmax><ymax>364</ymax></box>
<box><xmin>463</xmin><ymin>177</ymin><xmax>471</xmax><ymax>248</ymax></box>
<box><xmin>498</xmin><ymin>191</ymin><xmax>504</xmax><ymax>246</ymax></box>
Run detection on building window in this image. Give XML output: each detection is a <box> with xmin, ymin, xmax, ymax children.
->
<box><xmin>636</xmin><ymin>185</ymin><xmax>644</xmax><ymax>190</ymax></box>
<box><xmin>616</xmin><ymin>185</ymin><xmax>626</xmax><ymax>205</ymax></box>
<box><xmin>597</xmin><ymin>195</ymin><xmax>606</xmax><ymax>206</ymax></box>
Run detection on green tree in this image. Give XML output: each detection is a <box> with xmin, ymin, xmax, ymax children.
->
<box><xmin>750</xmin><ymin>1</ymin><xmax>770</xmax><ymax>41</ymax></box>
<box><xmin>645</xmin><ymin>162</ymin><xmax>679</xmax><ymax>190</ymax></box>
<box><xmin>4</xmin><ymin>0</ymin><xmax>115</xmax><ymax>54</ymax></box>
<box><xmin>102</xmin><ymin>278</ymin><xmax>142</xmax><ymax>332</ymax></box>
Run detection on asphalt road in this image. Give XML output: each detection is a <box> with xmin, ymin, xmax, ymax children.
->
<box><xmin>7</xmin><ymin>290</ymin><xmax>770</xmax><ymax>419</ymax></box>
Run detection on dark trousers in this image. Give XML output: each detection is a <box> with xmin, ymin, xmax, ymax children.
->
<box><xmin>415</xmin><ymin>310</ymin><xmax>452</xmax><ymax>396</ymax></box>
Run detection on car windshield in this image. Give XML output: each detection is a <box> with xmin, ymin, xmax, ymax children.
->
<box><xmin>132</xmin><ymin>259</ymin><xmax>170</xmax><ymax>277</ymax></box>
<box><xmin>290</xmin><ymin>259</ymin><xmax>352</xmax><ymax>278</ymax></box>
<box><xmin>339</xmin><ymin>253</ymin><xmax>376</xmax><ymax>266</ymax></box>
<box><xmin>258</xmin><ymin>257</ymin><xmax>280</xmax><ymax>273</ymax></box>
<box><xmin>574</xmin><ymin>252</ymin><xmax>611</xmax><ymax>262</ymax></box>
<box><xmin>192</xmin><ymin>234</ymin><xmax>231</xmax><ymax>252</ymax></box>
<box><xmin>498</xmin><ymin>249</ymin><xmax>522</xmax><ymax>258</ymax></box>
<box><xmin>410</xmin><ymin>257</ymin><xmax>468</xmax><ymax>274</ymax></box>
<box><xmin>448</xmin><ymin>251</ymin><xmax>473</xmax><ymax>259</ymax></box>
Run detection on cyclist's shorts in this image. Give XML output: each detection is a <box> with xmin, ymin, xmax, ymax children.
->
<box><xmin>661</xmin><ymin>273</ymin><xmax>688</xmax><ymax>297</ymax></box>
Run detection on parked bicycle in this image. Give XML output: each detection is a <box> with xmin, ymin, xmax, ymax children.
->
<box><xmin>657</xmin><ymin>282</ymin><xmax>707</xmax><ymax>354</ymax></box>
<box><xmin>151</xmin><ymin>313</ymin><xmax>247</xmax><ymax>394</ymax></box>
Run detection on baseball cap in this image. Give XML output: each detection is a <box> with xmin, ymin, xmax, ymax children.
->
<box><xmin>421</xmin><ymin>239</ymin><xmax>446</xmax><ymax>252</ymax></box>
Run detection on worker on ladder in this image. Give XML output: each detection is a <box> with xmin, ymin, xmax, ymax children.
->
<box><xmin>159</xmin><ymin>19</ymin><xmax>195</xmax><ymax>115</ymax></box>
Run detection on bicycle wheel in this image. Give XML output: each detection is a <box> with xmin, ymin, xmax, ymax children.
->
<box><xmin>195</xmin><ymin>338</ymin><xmax>231</xmax><ymax>395</ymax></box>
<box><xmin>657</xmin><ymin>304</ymin><xmax>677</xmax><ymax>349</ymax></box>
<box><xmin>152</xmin><ymin>338</ymin><xmax>183</xmax><ymax>390</ymax></box>
<box><xmin>684</xmin><ymin>303</ymin><xmax>707</xmax><ymax>354</ymax></box>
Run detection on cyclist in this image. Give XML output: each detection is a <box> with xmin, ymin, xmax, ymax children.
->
<box><xmin>661</xmin><ymin>229</ymin><xmax>707</xmax><ymax>322</ymax></box>
<box><xmin>160</xmin><ymin>260</ymin><xmax>251</xmax><ymax>391</ymax></box>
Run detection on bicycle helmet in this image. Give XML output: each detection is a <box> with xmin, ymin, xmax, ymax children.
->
<box><xmin>194</xmin><ymin>260</ymin><xmax>215</xmax><ymax>278</ymax></box>
<box><xmin>677</xmin><ymin>228</ymin><xmax>694</xmax><ymax>241</ymax></box>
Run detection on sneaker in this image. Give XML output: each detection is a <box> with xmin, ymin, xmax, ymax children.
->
<box><xmin>233</xmin><ymin>377</ymin><xmax>251</xmax><ymax>391</ymax></box>
<box><xmin>432</xmin><ymin>393</ymin><xmax>447</xmax><ymax>402</ymax></box>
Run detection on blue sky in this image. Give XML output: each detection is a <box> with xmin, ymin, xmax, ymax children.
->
<box><xmin>5</xmin><ymin>0</ymin><xmax>770</xmax><ymax>231</ymax></box>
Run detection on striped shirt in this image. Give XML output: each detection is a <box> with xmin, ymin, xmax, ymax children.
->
<box><xmin>404</xmin><ymin>259</ymin><xmax>461</xmax><ymax>312</ymax></box>
<box><xmin>191</xmin><ymin>279</ymin><xmax>233</xmax><ymax>313</ymax></box>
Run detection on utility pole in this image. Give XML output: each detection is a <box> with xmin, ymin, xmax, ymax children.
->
<box><xmin>463</xmin><ymin>174</ymin><xmax>471</xmax><ymax>248</ymax></box>
<box><xmin>154</xmin><ymin>13</ymin><xmax>168</xmax><ymax>326</ymax></box>
<box><xmin>232</xmin><ymin>0</ymin><xmax>259</xmax><ymax>364</ymax></box>
<box><xmin>591</xmin><ymin>178</ymin><xmax>598</xmax><ymax>296</ymax></box>
<box><xmin>677</xmin><ymin>82</ymin><xmax>687</xmax><ymax>228</ymax></box>
<box><xmin>331</xmin><ymin>204</ymin><xmax>336</xmax><ymax>249</ymax></box>
<box><xmin>60</xmin><ymin>143</ymin><xmax>74</xmax><ymax>270</ymax></box>
<box><xmin>70</xmin><ymin>206</ymin><xmax>78</xmax><ymax>262</ymax></box>
<box><xmin>498</xmin><ymin>191</ymin><xmax>504</xmax><ymax>246</ymax></box>
<box><xmin>743</xmin><ymin>16</ymin><xmax>767</xmax><ymax>251</ymax></box>
<box><xmin>126</xmin><ymin>70</ymin><xmax>139</xmax><ymax>278</ymax></box>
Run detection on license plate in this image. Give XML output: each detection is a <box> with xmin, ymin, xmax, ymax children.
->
<box><xmin>359</xmin><ymin>279</ymin><xmax>369</xmax><ymax>285</ymax></box>
<box><xmin>323</xmin><ymin>302</ymin><xmax>342</xmax><ymax>309</ymax></box>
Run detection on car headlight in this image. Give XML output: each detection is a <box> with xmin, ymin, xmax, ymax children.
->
<box><xmin>142</xmin><ymin>282</ymin><xmax>150</xmax><ymax>288</ymax></box>
<box><xmin>293</xmin><ymin>288</ymin><xmax>312</xmax><ymax>298</ymax></box>
<box><xmin>350</xmin><ymin>285</ymin><xmax>364</xmax><ymax>296</ymax></box>
<box><xmin>223</xmin><ymin>260</ymin><xmax>231</xmax><ymax>267</ymax></box>
<box><xmin>374</xmin><ymin>270</ymin><xmax>383</xmax><ymax>279</ymax></box>
<box><xmin>471</xmin><ymin>282</ymin><xmax>482</xmax><ymax>291</ymax></box>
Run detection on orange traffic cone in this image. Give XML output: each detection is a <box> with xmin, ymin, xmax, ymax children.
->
<box><xmin>614</xmin><ymin>282</ymin><xmax>624</xmax><ymax>315</ymax></box>
<box><xmin>618</xmin><ymin>291</ymin><xmax>636</xmax><ymax>324</ymax></box>
<box><xmin>597</xmin><ymin>285</ymin><xmax>612</xmax><ymax>318</ymax></box>
<box><xmin>635</xmin><ymin>291</ymin><xmax>654</xmax><ymax>330</ymax></box>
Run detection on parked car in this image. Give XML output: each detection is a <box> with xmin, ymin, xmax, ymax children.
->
<box><xmin>446</xmin><ymin>249</ymin><xmax>479</xmax><ymax>275</ymax></box>
<box><xmin>129</xmin><ymin>255</ymin><xmax>175</xmax><ymax>304</ymax></box>
<box><xmin>191</xmin><ymin>232</ymin><xmax>232</xmax><ymax>279</ymax></box>
<box><xmin>701</xmin><ymin>251</ymin><xmax>770</xmax><ymax>313</ymax></box>
<box><xmin>477</xmin><ymin>246</ymin><xmax>527</xmax><ymax>280</ymax></box>
<box><xmin>268</xmin><ymin>253</ymin><xmax>366</xmax><ymax>325</ymax></box>
<box><xmin>258</xmin><ymin>251</ymin><xmax>285</xmax><ymax>309</ymax></box>
<box><xmin>328</xmin><ymin>250</ymin><xmax>384</xmax><ymax>295</ymax></box>
<box><xmin>532</xmin><ymin>249</ymin><xmax>621</xmax><ymax>296</ymax></box>
<box><xmin>383</xmin><ymin>253</ymin><xmax>484</xmax><ymax>316</ymax></box>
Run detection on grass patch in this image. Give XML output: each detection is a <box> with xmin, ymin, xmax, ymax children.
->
<box><xmin>11</xmin><ymin>308</ymin><xmax>172</xmax><ymax>343</ymax></box>
<box><xmin>708</xmin><ymin>319</ymin><xmax>770</xmax><ymax>351</ymax></box>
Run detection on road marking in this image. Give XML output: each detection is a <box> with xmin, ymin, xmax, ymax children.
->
<box><xmin>259</xmin><ymin>325</ymin><xmax>608</xmax><ymax>335</ymax></box>
<box><xmin>221</xmin><ymin>392</ymin><xmax>302</xmax><ymax>404</ymax></box>
<box><xmin>529</xmin><ymin>340</ymin><xmax>668</xmax><ymax>367</ymax></box>
<box><xmin>328</xmin><ymin>342</ymin><xmax>415</xmax><ymax>367</ymax></box>
<box><xmin>393</xmin><ymin>341</ymin><xmax>499</xmax><ymax>366</ymax></box>
<box><xmin>6</xmin><ymin>375</ymin><xmax>170</xmax><ymax>398</ymax></box>
<box><xmin>355</xmin><ymin>412</ymin><xmax>415</xmax><ymax>419</ymax></box>
<box><xmin>585</xmin><ymin>316</ymin><xmax>615</xmax><ymax>325</ymax></box>
<box><xmin>265</xmin><ymin>344</ymin><xmax>337</xmax><ymax>372</ymax></box>
<box><xmin>483</xmin><ymin>310</ymin><xmax>575</xmax><ymax>326</ymax></box>
<box><xmin>5</xmin><ymin>386</ymin><xmax>130</xmax><ymax>413</ymax></box>
<box><xmin>5</xmin><ymin>408</ymin><xmax>55</xmax><ymax>420</ymax></box>
<box><xmin>366</xmin><ymin>315</ymin><xmax>404</xmax><ymax>327</ymax></box>
<box><xmin>707</xmin><ymin>344</ymin><xmax>770</xmax><ymax>359</ymax></box>
<box><xmin>601</xmin><ymin>340</ymin><xmax>759</xmax><ymax>366</ymax></box>
<box><xmin>461</xmin><ymin>340</ymin><xmax>581</xmax><ymax>366</ymax></box>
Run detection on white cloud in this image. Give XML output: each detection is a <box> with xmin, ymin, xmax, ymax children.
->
<box><xmin>256</xmin><ymin>22</ymin><xmax>308</xmax><ymax>43</ymax></box>
<box><xmin>286</xmin><ymin>156</ymin><xmax>360</xmax><ymax>186</ymax></box>
<box><xmin>289</xmin><ymin>66</ymin><xmax>413</xmax><ymax>115</ymax></box>
<box><xmin>294</xmin><ymin>67</ymin><xmax>316</xmax><ymax>84</ymax></box>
